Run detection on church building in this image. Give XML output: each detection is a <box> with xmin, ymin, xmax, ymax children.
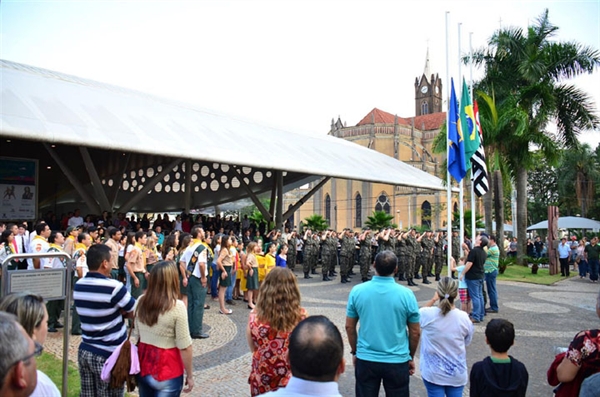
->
<box><xmin>287</xmin><ymin>56</ymin><xmax>460</xmax><ymax>231</ymax></box>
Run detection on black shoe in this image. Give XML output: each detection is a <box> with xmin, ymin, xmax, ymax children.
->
<box><xmin>225</xmin><ymin>300</ymin><xmax>236</xmax><ymax>305</ymax></box>
<box><xmin>55</xmin><ymin>322</ymin><xmax>64</xmax><ymax>329</ymax></box>
<box><xmin>191</xmin><ymin>333</ymin><xmax>210</xmax><ymax>339</ymax></box>
<box><xmin>311</xmin><ymin>269</ymin><xmax>318</xmax><ymax>275</ymax></box>
<box><xmin>398</xmin><ymin>275</ymin><xmax>406</xmax><ymax>281</ymax></box>
<box><xmin>341</xmin><ymin>276</ymin><xmax>349</xmax><ymax>283</ymax></box>
<box><xmin>485</xmin><ymin>308</ymin><xmax>498</xmax><ymax>313</ymax></box>
<box><xmin>304</xmin><ymin>272</ymin><xmax>312</xmax><ymax>279</ymax></box>
<box><xmin>407</xmin><ymin>278</ymin><xmax>417</xmax><ymax>286</ymax></box>
<box><xmin>422</xmin><ymin>277</ymin><xmax>431</xmax><ymax>284</ymax></box>
<box><xmin>414</xmin><ymin>273</ymin><xmax>422</xmax><ymax>279</ymax></box>
<box><xmin>349</xmin><ymin>271</ymin><xmax>356</xmax><ymax>276</ymax></box>
<box><xmin>322</xmin><ymin>276</ymin><xmax>331</xmax><ymax>281</ymax></box>
<box><xmin>71</xmin><ymin>331</ymin><xmax>82</xmax><ymax>336</ymax></box>
<box><xmin>435</xmin><ymin>274</ymin><xmax>441</xmax><ymax>281</ymax></box>
<box><xmin>427</xmin><ymin>273</ymin><xmax>435</xmax><ymax>277</ymax></box>
<box><xmin>48</xmin><ymin>327</ymin><xmax>58</xmax><ymax>333</ymax></box>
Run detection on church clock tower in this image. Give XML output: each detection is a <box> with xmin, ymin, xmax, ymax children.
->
<box><xmin>414</xmin><ymin>48</ymin><xmax>443</xmax><ymax>115</ymax></box>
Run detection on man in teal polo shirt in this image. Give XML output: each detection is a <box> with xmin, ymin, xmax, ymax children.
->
<box><xmin>345</xmin><ymin>251</ymin><xmax>421</xmax><ymax>396</ymax></box>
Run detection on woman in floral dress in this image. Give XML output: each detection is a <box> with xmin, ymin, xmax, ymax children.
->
<box><xmin>246</xmin><ymin>267</ymin><xmax>306</xmax><ymax>396</ymax></box>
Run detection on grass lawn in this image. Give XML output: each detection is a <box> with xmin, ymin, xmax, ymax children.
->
<box><xmin>498</xmin><ymin>264</ymin><xmax>570</xmax><ymax>285</ymax></box>
<box><xmin>37</xmin><ymin>351</ymin><xmax>80</xmax><ymax>397</ymax></box>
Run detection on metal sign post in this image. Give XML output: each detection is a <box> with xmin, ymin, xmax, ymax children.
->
<box><xmin>2</xmin><ymin>252</ymin><xmax>72</xmax><ymax>397</ymax></box>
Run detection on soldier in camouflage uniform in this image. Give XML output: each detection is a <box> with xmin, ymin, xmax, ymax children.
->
<box><xmin>287</xmin><ymin>231</ymin><xmax>297</xmax><ymax>271</ymax></box>
<box><xmin>433</xmin><ymin>231</ymin><xmax>445</xmax><ymax>281</ymax></box>
<box><xmin>395</xmin><ymin>231</ymin><xmax>408</xmax><ymax>282</ymax></box>
<box><xmin>302</xmin><ymin>230</ymin><xmax>316</xmax><ymax>279</ymax></box>
<box><xmin>320</xmin><ymin>231</ymin><xmax>332</xmax><ymax>281</ymax></box>
<box><xmin>451</xmin><ymin>229</ymin><xmax>460</xmax><ymax>278</ymax></box>
<box><xmin>420</xmin><ymin>230</ymin><xmax>434</xmax><ymax>284</ymax></box>
<box><xmin>377</xmin><ymin>228</ymin><xmax>394</xmax><ymax>253</ymax></box>
<box><xmin>339</xmin><ymin>229</ymin><xmax>355</xmax><ymax>283</ymax></box>
<box><xmin>328</xmin><ymin>231</ymin><xmax>338</xmax><ymax>278</ymax></box>
<box><xmin>358</xmin><ymin>228</ymin><xmax>372</xmax><ymax>282</ymax></box>
<box><xmin>276</xmin><ymin>230</ymin><xmax>287</xmax><ymax>251</ymax></box>
<box><xmin>407</xmin><ymin>229</ymin><xmax>423</xmax><ymax>283</ymax></box>
<box><xmin>404</xmin><ymin>229</ymin><xmax>417</xmax><ymax>286</ymax></box>
<box><xmin>311</xmin><ymin>233</ymin><xmax>321</xmax><ymax>274</ymax></box>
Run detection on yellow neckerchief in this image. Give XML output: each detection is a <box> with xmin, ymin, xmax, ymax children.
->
<box><xmin>75</xmin><ymin>242</ymin><xmax>87</xmax><ymax>252</ymax></box>
<box><xmin>49</xmin><ymin>243</ymin><xmax>64</xmax><ymax>251</ymax></box>
<box><xmin>135</xmin><ymin>242</ymin><xmax>146</xmax><ymax>265</ymax></box>
<box><xmin>200</xmin><ymin>241</ymin><xmax>214</xmax><ymax>256</ymax></box>
<box><xmin>33</xmin><ymin>235</ymin><xmax>46</xmax><ymax>242</ymax></box>
<box><xmin>6</xmin><ymin>243</ymin><xmax>15</xmax><ymax>254</ymax></box>
<box><xmin>67</xmin><ymin>235</ymin><xmax>75</xmax><ymax>241</ymax></box>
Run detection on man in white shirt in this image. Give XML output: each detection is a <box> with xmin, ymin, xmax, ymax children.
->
<box><xmin>27</xmin><ymin>223</ymin><xmax>51</xmax><ymax>269</ymax></box>
<box><xmin>260</xmin><ymin>315</ymin><xmax>344</xmax><ymax>397</ymax></box>
<box><xmin>68</xmin><ymin>209</ymin><xmax>84</xmax><ymax>228</ymax></box>
<box><xmin>44</xmin><ymin>230</ymin><xmax>67</xmax><ymax>332</ymax></box>
<box><xmin>180</xmin><ymin>226</ymin><xmax>209</xmax><ymax>339</ymax></box>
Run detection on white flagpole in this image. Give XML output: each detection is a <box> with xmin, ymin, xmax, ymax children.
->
<box><xmin>445</xmin><ymin>11</ymin><xmax>452</xmax><ymax>277</ymax></box>
<box><xmin>458</xmin><ymin>22</ymin><xmax>465</xmax><ymax>256</ymax></box>
<box><xmin>470</xmin><ymin>32</ymin><xmax>476</xmax><ymax>244</ymax></box>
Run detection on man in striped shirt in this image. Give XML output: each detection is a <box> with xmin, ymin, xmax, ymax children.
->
<box><xmin>73</xmin><ymin>244</ymin><xmax>135</xmax><ymax>397</ymax></box>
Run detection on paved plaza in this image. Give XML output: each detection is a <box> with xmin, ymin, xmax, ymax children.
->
<box><xmin>45</xmin><ymin>268</ymin><xmax>600</xmax><ymax>396</ymax></box>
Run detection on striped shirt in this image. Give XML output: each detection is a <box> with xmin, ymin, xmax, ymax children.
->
<box><xmin>73</xmin><ymin>272</ymin><xmax>136</xmax><ymax>358</ymax></box>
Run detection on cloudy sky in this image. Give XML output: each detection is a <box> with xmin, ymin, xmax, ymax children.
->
<box><xmin>2</xmin><ymin>0</ymin><xmax>599</xmax><ymax>146</ymax></box>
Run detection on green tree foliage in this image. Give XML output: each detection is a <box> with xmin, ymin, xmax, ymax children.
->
<box><xmin>452</xmin><ymin>210</ymin><xmax>485</xmax><ymax>239</ymax></box>
<box><xmin>364</xmin><ymin>211</ymin><xmax>396</xmax><ymax>230</ymax></box>
<box><xmin>471</xmin><ymin>9</ymin><xmax>600</xmax><ymax>264</ymax></box>
<box><xmin>303</xmin><ymin>214</ymin><xmax>329</xmax><ymax>232</ymax></box>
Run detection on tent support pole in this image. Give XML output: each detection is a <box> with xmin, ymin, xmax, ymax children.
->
<box><xmin>43</xmin><ymin>143</ymin><xmax>101</xmax><ymax>214</ymax></box>
<box><xmin>282</xmin><ymin>177</ymin><xmax>330</xmax><ymax>221</ymax></box>
<box><xmin>79</xmin><ymin>147</ymin><xmax>112</xmax><ymax>212</ymax></box>
<box><xmin>275</xmin><ymin>171</ymin><xmax>283</xmax><ymax>228</ymax></box>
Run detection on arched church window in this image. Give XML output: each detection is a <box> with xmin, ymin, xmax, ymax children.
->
<box><xmin>375</xmin><ymin>193</ymin><xmax>391</xmax><ymax>214</ymax></box>
<box><xmin>355</xmin><ymin>193</ymin><xmax>362</xmax><ymax>227</ymax></box>
<box><xmin>421</xmin><ymin>101</ymin><xmax>429</xmax><ymax>115</ymax></box>
<box><xmin>325</xmin><ymin>194</ymin><xmax>331</xmax><ymax>225</ymax></box>
<box><xmin>421</xmin><ymin>201</ymin><xmax>432</xmax><ymax>228</ymax></box>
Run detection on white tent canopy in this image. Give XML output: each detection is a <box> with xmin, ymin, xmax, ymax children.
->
<box><xmin>0</xmin><ymin>59</ymin><xmax>448</xmax><ymax>218</ymax></box>
<box><xmin>527</xmin><ymin>216</ymin><xmax>600</xmax><ymax>231</ymax></box>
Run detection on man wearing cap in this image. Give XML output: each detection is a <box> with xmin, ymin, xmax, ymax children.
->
<box><xmin>320</xmin><ymin>231</ymin><xmax>332</xmax><ymax>281</ymax></box>
<box><xmin>328</xmin><ymin>231</ymin><xmax>339</xmax><ymax>278</ymax></box>
<box><xmin>420</xmin><ymin>230</ymin><xmax>434</xmax><ymax>284</ymax></box>
<box><xmin>558</xmin><ymin>237</ymin><xmax>571</xmax><ymax>277</ymax></box>
<box><xmin>358</xmin><ymin>228</ymin><xmax>372</xmax><ymax>282</ymax></box>
<box><xmin>405</xmin><ymin>229</ymin><xmax>419</xmax><ymax>284</ymax></box>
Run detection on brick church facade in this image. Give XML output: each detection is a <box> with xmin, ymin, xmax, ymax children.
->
<box><xmin>287</xmin><ymin>62</ymin><xmax>459</xmax><ymax>231</ymax></box>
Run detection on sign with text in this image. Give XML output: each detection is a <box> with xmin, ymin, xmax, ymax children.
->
<box><xmin>0</xmin><ymin>157</ymin><xmax>38</xmax><ymax>221</ymax></box>
<box><xmin>7</xmin><ymin>269</ymin><xmax>67</xmax><ymax>300</ymax></box>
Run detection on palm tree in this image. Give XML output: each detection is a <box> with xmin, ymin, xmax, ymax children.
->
<box><xmin>364</xmin><ymin>211</ymin><xmax>396</xmax><ymax>230</ymax></box>
<box><xmin>452</xmin><ymin>209</ymin><xmax>485</xmax><ymax>241</ymax></box>
<box><xmin>303</xmin><ymin>214</ymin><xmax>329</xmax><ymax>232</ymax></box>
<box><xmin>557</xmin><ymin>144</ymin><xmax>600</xmax><ymax>217</ymax></box>
<box><xmin>471</xmin><ymin>9</ymin><xmax>600</xmax><ymax>264</ymax></box>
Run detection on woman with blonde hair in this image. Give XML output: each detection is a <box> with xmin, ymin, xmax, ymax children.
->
<box><xmin>246</xmin><ymin>267</ymin><xmax>307</xmax><ymax>396</ymax></box>
<box><xmin>133</xmin><ymin>260</ymin><xmax>194</xmax><ymax>396</ymax></box>
<box><xmin>0</xmin><ymin>292</ymin><xmax>60</xmax><ymax>397</ymax></box>
<box><xmin>419</xmin><ymin>277</ymin><xmax>474</xmax><ymax>396</ymax></box>
<box><xmin>244</xmin><ymin>241</ymin><xmax>259</xmax><ymax>310</ymax></box>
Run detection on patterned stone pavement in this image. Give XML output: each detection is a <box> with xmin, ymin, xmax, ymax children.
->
<box><xmin>45</xmin><ymin>268</ymin><xmax>600</xmax><ymax>396</ymax></box>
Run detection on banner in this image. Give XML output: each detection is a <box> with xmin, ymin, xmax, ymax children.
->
<box><xmin>0</xmin><ymin>157</ymin><xmax>38</xmax><ymax>221</ymax></box>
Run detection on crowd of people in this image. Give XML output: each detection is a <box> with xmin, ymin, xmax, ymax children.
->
<box><xmin>1</xmin><ymin>211</ymin><xmax>600</xmax><ymax>396</ymax></box>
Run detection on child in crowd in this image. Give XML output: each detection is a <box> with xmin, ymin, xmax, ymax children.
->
<box><xmin>452</xmin><ymin>256</ymin><xmax>470</xmax><ymax>314</ymax></box>
<box><xmin>470</xmin><ymin>319</ymin><xmax>529</xmax><ymax>397</ymax></box>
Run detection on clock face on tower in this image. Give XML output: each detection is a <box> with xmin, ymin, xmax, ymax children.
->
<box><xmin>421</xmin><ymin>86</ymin><xmax>428</xmax><ymax>94</ymax></box>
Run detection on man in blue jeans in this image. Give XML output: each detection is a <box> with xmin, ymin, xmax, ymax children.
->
<box><xmin>461</xmin><ymin>234</ymin><xmax>488</xmax><ymax>323</ymax></box>
<box><xmin>345</xmin><ymin>251</ymin><xmax>421</xmax><ymax>396</ymax></box>
<box><xmin>484</xmin><ymin>235</ymin><xmax>500</xmax><ymax>313</ymax></box>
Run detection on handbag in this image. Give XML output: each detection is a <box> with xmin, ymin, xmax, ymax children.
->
<box><xmin>101</xmin><ymin>327</ymin><xmax>140</xmax><ymax>392</ymax></box>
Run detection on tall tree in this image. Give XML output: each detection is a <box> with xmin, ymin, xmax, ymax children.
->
<box><xmin>557</xmin><ymin>144</ymin><xmax>600</xmax><ymax>217</ymax></box>
<box><xmin>471</xmin><ymin>9</ymin><xmax>600</xmax><ymax>264</ymax></box>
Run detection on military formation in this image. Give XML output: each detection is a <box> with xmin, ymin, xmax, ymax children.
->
<box><xmin>289</xmin><ymin>226</ymin><xmax>454</xmax><ymax>286</ymax></box>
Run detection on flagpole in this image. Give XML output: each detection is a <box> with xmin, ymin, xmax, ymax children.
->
<box><xmin>458</xmin><ymin>22</ymin><xmax>465</xmax><ymax>256</ymax></box>
<box><xmin>445</xmin><ymin>11</ymin><xmax>452</xmax><ymax>277</ymax></box>
<box><xmin>470</xmin><ymin>32</ymin><xmax>476</xmax><ymax>244</ymax></box>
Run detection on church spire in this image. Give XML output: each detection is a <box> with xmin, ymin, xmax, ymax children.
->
<box><xmin>423</xmin><ymin>46</ymin><xmax>431</xmax><ymax>82</ymax></box>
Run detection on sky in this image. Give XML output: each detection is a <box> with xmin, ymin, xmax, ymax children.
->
<box><xmin>1</xmin><ymin>0</ymin><xmax>599</xmax><ymax>147</ymax></box>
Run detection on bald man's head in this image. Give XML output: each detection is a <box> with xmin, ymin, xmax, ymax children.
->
<box><xmin>288</xmin><ymin>315</ymin><xmax>344</xmax><ymax>382</ymax></box>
